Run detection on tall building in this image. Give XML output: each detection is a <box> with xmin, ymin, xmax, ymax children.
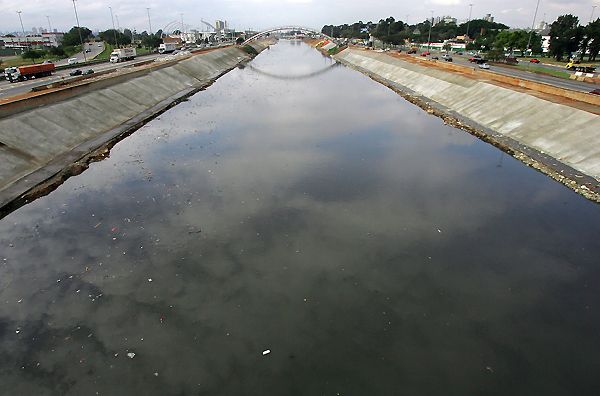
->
<box><xmin>484</xmin><ymin>14</ymin><xmax>495</xmax><ymax>23</ymax></box>
<box><xmin>215</xmin><ymin>20</ymin><xmax>225</xmax><ymax>31</ymax></box>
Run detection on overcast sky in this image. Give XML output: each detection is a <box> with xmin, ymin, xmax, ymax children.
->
<box><xmin>0</xmin><ymin>0</ymin><xmax>597</xmax><ymax>34</ymax></box>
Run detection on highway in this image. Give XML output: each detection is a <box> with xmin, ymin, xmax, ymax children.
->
<box><xmin>418</xmin><ymin>50</ymin><xmax>599</xmax><ymax>93</ymax></box>
<box><xmin>0</xmin><ymin>52</ymin><xmax>162</xmax><ymax>99</ymax></box>
<box><xmin>53</xmin><ymin>42</ymin><xmax>106</xmax><ymax>66</ymax></box>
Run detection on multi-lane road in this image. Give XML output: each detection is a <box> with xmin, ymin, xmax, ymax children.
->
<box><xmin>417</xmin><ymin>50</ymin><xmax>599</xmax><ymax>93</ymax></box>
<box><xmin>0</xmin><ymin>52</ymin><xmax>163</xmax><ymax>99</ymax></box>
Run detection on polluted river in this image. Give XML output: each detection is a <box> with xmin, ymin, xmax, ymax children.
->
<box><xmin>1</xmin><ymin>41</ymin><xmax>600</xmax><ymax>395</ymax></box>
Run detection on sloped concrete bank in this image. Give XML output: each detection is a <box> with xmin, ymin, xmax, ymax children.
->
<box><xmin>0</xmin><ymin>42</ymin><xmax>271</xmax><ymax>218</ymax></box>
<box><xmin>333</xmin><ymin>48</ymin><xmax>600</xmax><ymax>203</ymax></box>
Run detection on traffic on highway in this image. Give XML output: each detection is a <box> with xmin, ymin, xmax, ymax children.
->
<box><xmin>405</xmin><ymin>49</ymin><xmax>599</xmax><ymax>93</ymax></box>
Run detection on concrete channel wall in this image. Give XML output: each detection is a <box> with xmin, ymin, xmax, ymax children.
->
<box><xmin>0</xmin><ymin>42</ymin><xmax>269</xmax><ymax>212</ymax></box>
<box><xmin>334</xmin><ymin>48</ymin><xmax>600</xmax><ymax>185</ymax></box>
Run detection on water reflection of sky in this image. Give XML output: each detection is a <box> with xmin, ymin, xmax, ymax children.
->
<box><xmin>1</xmin><ymin>40</ymin><xmax>600</xmax><ymax>395</ymax></box>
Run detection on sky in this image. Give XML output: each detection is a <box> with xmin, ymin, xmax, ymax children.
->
<box><xmin>0</xmin><ymin>0</ymin><xmax>597</xmax><ymax>35</ymax></box>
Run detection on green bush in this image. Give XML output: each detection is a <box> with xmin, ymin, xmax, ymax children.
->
<box><xmin>242</xmin><ymin>45</ymin><xmax>258</xmax><ymax>55</ymax></box>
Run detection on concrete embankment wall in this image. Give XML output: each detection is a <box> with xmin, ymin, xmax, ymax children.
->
<box><xmin>0</xmin><ymin>42</ymin><xmax>269</xmax><ymax>211</ymax></box>
<box><xmin>334</xmin><ymin>48</ymin><xmax>600</xmax><ymax>184</ymax></box>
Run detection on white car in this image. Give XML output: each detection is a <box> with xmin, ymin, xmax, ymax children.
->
<box><xmin>478</xmin><ymin>63</ymin><xmax>490</xmax><ymax>69</ymax></box>
<box><xmin>67</xmin><ymin>58</ymin><xmax>78</xmax><ymax>65</ymax></box>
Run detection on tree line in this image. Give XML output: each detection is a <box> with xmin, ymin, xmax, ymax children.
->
<box><xmin>17</xmin><ymin>26</ymin><xmax>166</xmax><ymax>62</ymax></box>
<box><xmin>322</xmin><ymin>14</ymin><xmax>600</xmax><ymax>61</ymax></box>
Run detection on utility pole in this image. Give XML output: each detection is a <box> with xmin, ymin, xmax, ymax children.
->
<box><xmin>46</xmin><ymin>15</ymin><xmax>52</xmax><ymax>32</ymax></box>
<box><xmin>591</xmin><ymin>5</ymin><xmax>598</xmax><ymax>23</ymax></box>
<box><xmin>71</xmin><ymin>0</ymin><xmax>87</xmax><ymax>62</ymax></box>
<box><xmin>16</xmin><ymin>11</ymin><xmax>26</xmax><ymax>48</ymax></box>
<box><xmin>116</xmin><ymin>15</ymin><xmax>121</xmax><ymax>32</ymax></box>
<box><xmin>466</xmin><ymin>4</ymin><xmax>474</xmax><ymax>38</ymax></box>
<box><xmin>427</xmin><ymin>10</ymin><xmax>434</xmax><ymax>52</ymax></box>
<box><xmin>526</xmin><ymin>0</ymin><xmax>541</xmax><ymax>54</ymax></box>
<box><xmin>146</xmin><ymin>7</ymin><xmax>152</xmax><ymax>34</ymax></box>
<box><xmin>109</xmin><ymin>7</ymin><xmax>118</xmax><ymax>48</ymax></box>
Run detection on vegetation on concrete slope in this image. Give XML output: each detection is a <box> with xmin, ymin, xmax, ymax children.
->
<box><xmin>242</xmin><ymin>45</ymin><xmax>259</xmax><ymax>55</ymax></box>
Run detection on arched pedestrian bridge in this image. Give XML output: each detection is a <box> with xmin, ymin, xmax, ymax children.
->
<box><xmin>241</xmin><ymin>26</ymin><xmax>333</xmax><ymax>46</ymax></box>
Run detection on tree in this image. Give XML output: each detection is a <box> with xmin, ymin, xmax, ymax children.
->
<box><xmin>457</xmin><ymin>19</ymin><xmax>509</xmax><ymax>39</ymax></box>
<box><xmin>22</xmin><ymin>49</ymin><xmax>46</xmax><ymax>62</ymax></box>
<box><xmin>549</xmin><ymin>14</ymin><xmax>584</xmax><ymax>60</ymax></box>
<box><xmin>141</xmin><ymin>34</ymin><xmax>162</xmax><ymax>49</ymax></box>
<box><xmin>99</xmin><ymin>29</ymin><xmax>132</xmax><ymax>46</ymax></box>
<box><xmin>62</xmin><ymin>26</ymin><xmax>93</xmax><ymax>47</ymax></box>
<box><xmin>585</xmin><ymin>18</ymin><xmax>600</xmax><ymax>61</ymax></box>
<box><xmin>48</xmin><ymin>46</ymin><xmax>66</xmax><ymax>57</ymax></box>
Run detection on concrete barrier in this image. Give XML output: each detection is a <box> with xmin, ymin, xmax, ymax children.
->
<box><xmin>334</xmin><ymin>48</ymin><xmax>600</xmax><ymax>186</ymax></box>
<box><xmin>0</xmin><ymin>42</ymin><xmax>270</xmax><ymax>213</ymax></box>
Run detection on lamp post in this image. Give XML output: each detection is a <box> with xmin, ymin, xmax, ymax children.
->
<box><xmin>427</xmin><ymin>10</ymin><xmax>434</xmax><ymax>52</ymax></box>
<box><xmin>71</xmin><ymin>0</ymin><xmax>87</xmax><ymax>62</ymax></box>
<box><xmin>526</xmin><ymin>0</ymin><xmax>541</xmax><ymax>54</ymax></box>
<box><xmin>109</xmin><ymin>7</ymin><xmax>119</xmax><ymax>48</ymax></box>
<box><xmin>466</xmin><ymin>4</ymin><xmax>474</xmax><ymax>38</ymax></box>
<box><xmin>146</xmin><ymin>7</ymin><xmax>152</xmax><ymax>34</ymax></box>
<box><xmin>591</xmin><ymin>5</ymin><xmax>598</xmax><ymax>23</ymax></box>
<box><xmin>46</xmin><ymin>15</ymin><xmax>53</xmax><ymax>32</ymax></box>
<box><xmin>16</xmin><ymin>11</ymin><xmax>26</xmax><ymax>48</ymax></box>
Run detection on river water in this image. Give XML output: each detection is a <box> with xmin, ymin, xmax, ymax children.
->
<box><xmin>1</xmin><ymin>41</ymin><xmax>600</xmax><ymax>395</ymax></box>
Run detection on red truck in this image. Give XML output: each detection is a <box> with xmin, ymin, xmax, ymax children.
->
<box><xmin>4</xmin><ymin>62</ymin><xmax>55</xmax><ymax>83</ymax></box>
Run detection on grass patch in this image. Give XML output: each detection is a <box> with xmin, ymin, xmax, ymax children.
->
<box><xmin>512</xmin><ymin>63</ymin><xmax>571</xmax><ymax>79</ymax></box>
<box><xmin>95</xmin><ymin>44</ymin><xmax>115</xmax><ymax>61</ymax></box>
<box><xmin>242</xmin><ymin>45</ymin><xmax>258</xmax><ymax>55</ymax></box>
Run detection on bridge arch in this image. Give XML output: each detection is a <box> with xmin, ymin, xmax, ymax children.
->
<box><xmin>241</xmin><ymin>26</ymin><xmax>333</xmax><ymax>46</ymax></box>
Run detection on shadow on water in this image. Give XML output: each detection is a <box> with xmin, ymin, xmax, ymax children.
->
<box><xmin>0</xmin><ymin>40</ymin><xmax>600</xmax><ymax>395</ymax></box>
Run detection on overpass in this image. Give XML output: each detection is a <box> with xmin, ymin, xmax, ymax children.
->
<box><xmin>241</xmin><ymin>26</ymin><xmax>333</xmax><ymax>46</ymax></box>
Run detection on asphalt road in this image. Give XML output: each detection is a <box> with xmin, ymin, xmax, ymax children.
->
<box><xmin>420</xmin><ymin>51</ymin><xmax>599</xmax><ymax>93</ymax></box>
<box><xmin>54</xmin><ymin>42</ymin><xmax>106</xmax><ymax>66</ymax></box>
<box><xmin>0</xmin><ymin>53</ymin><xmax>162</xmax><ymax>99</ymax></box>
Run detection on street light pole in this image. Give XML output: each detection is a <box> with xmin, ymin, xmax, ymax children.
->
<box><xmin>46</xmin><ymin>15</ymin><xmax>53</xmax><ymax>32</ymax></box>
<box><xmin>466</xmin><ymin>4</ymin><xmax>474</xmax><ymax>38</ymax></box>
<box><xmin>146</xmin><ymin>8</ymin><xmax>152</xmax><ymax>34</ymax></box>
<box><xmin>71</xmin><ymin>0</ymin><xmax>87</xmax><ymax>62</ymax></box>
<box><xmin>427</xmin><ymin>10</ymin><xmax>434</xmax><ymax>52</ymax></box>
<box><xmin>109</xmin><ymin>7</ymin><xmax>118</xmax><ymax>48</ymax></box>
<box><xmin>526</xmin><ymin>0</ymin><xmax>541</xmax><ymax>54</ymax></box>
<box><xmin>16</xmin><ymin>11</ymin><xmax>27</xmax><ymax>49</ymax></box>
<box><xmin>591</xmin><ymin>5</ymin><xmax>598</xmax><ymax>23</ymax></box>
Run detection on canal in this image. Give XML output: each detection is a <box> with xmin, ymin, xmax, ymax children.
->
<box><xmin>1</xmin><ymin>41</ymin><xmax>600</xmax><ymax>395</ymax></box>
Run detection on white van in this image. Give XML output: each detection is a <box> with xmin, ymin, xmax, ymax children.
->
<box><xmin>67</xmin><ymin>58</ymin><xmax>78</xmax><ymax>65</ymax></box>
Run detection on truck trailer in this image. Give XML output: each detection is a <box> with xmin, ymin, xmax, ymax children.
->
<box><xmin>109</xmin><ymin>48</ymin><xmax>137</xmax><ymax>63</ymax></box>
<box><xmin>4</xmin><ymin>63</ymin><xmax>56</xmax><ymax>83</ymax></box>
<box><xmin>158</xmin><ymin>43</ymin><xmax>178</xmax><ymax>54</ymax></box>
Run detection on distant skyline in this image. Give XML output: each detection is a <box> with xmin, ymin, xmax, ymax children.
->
<box><xmin>0</xmin><ymin>0</ymin><xmax>596</xmax><ymax>35</ymax></box>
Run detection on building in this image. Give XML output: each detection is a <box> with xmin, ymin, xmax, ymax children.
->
<box><xmin>0</xmin><ymin>32</ymin><xmax>63</xmax><ymax>49</ymax></box>
<box><xmin>215</xmin><ymin>20</ymin><xmax>225</xmax><ymax>32</ymax></box>
<box><xmin>540</xmin><ymin>28</ymin><xmax>551</xmax><ymax>53</ymax></box>
<box><xmin>536</xmin><ymin>21</ymin><xmax>549</xmax><ymax>31</ymax></box>
<box><xmin>484</xmin><ymin>14</ymin><xmax>495</xmax><ymax>23</ymax></box>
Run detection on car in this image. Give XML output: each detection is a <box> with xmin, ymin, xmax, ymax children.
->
<box><xmin>67</xmin><ymin>57</ymin><xmax>78</xmax><ymax>65</ymax></box>
<box><xmin>457</xmin><ymin>51</ymin><xmax>464</xmax><ymax>55</ymax></box>
<box><xmin>431</xmin><ymin>56</ymin><xmax>439</xmax><ymax>60</ymax></box>
<box><xmin>442</xmin><ymin>54</ymin><xmax>453</xmax><ymax>62</ymax></box>
<box><xmin>478</xmin><ymin>63</ymin><xmax>490</xmax><ymax>69</ymax></box>
<box><xmin>421</xmin><ymin>51</ymin><xmax>430</xmax><ymax>56</ymax></box>
<box><xmin>590</xmin><ymin>89</ymin><xmax>600</xmax><ymax>95</ymax></box>
<box><xmin>469</xmin><ymin>55</ymin><xmax>482</xmax><ymax>62</ymax></box>
<box><xmin>69</xmin><ymin>69</ymin><xmax>83</xmax><ymax>76</ymax></box>
<box><xmin>97</xmin><ymin>43</ymin><xmax>102</xmax><ymax>47</ymax></box>
<box><xmin>85</xmin><ymin>49</ymin><xmax>91</xmax><ymax>53</ymax></box>
<box><xmin>530</xmin><ymin>58</ymin><xmax>540</xmax><ymax>63</ymax></box>
<box><xmin>83</xmin><ymin>69</ymin><xmax>94</xmax><ymax>75</ymax></box>
<box><xmin>407</xmin><ymin>49</ymin><xmax>417</xmax><ymax>54</ymax></box>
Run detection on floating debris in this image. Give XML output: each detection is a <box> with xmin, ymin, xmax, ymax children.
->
<box><xmin>127</xmin><ymin>352</ymin><xmax>136</xmax><ymax>359</ymax></box>
<box><xmin>262</xmin><ymin>349</ymin><xmax>271</xmax><ymax>356</ymax></box>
